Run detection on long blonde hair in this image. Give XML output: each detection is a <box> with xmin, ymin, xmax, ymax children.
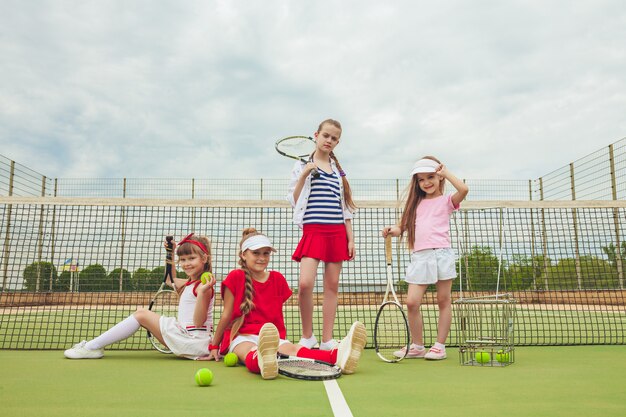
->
<box><xmin>399</xmin><ymin>156</ymin><xmax>445</xmax><ymax>250</ymax></box>
<box><xmin>314</xmin><ymin>119</ymin><xmax>356</xmax><ymax>211</ymax></box>
<box><xmin>229</xmin><ymin>227</ymin><xmax>264</xmax><ymax>340</ymax></box>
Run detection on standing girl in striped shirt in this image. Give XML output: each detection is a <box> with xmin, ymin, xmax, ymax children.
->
<box><xmin>287</xmin><ymin>119</ymin><xmax>356</xmax><ymax>350</ymax></box>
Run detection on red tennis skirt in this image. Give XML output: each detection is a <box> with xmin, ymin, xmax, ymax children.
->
<box><xmin>292</xmin><ymin>224</ymin><xmax>350</xmax><ymax>263</ymax></box>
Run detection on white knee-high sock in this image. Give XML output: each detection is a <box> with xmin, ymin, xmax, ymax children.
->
<box><xmin>85</xmin><ymin>315</ymin><xmax>141</xmax><ymax>350</ymax></box>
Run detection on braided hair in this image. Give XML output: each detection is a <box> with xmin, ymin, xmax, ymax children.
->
<box><xmin>229</xmin><ymin>227</ymin><xmax>263</xmax><ymax>340</ymax></box>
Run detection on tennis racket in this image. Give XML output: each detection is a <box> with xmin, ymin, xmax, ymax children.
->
<box><xmin>374</xmin><ymin>236</ymin><xmax>410</xmax><ymax>362</ymax></box>
<box><xmin>147</xmin><ymin>235</ymin><xmax>179</xmax><ymax>354</ymax></box>
<box><xmin>275</xmin><ymin>135</ymin><xmax>320</xmax><ymax>178</ymax></box>
<box><xmin>277</xmin><ymin>354</ymin><xmax>341</xmax><ymax>381</ymax></box>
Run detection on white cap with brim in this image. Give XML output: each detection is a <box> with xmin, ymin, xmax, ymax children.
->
<box><xmin>411</xmin><ymin>158</ymin><xmax>440</xmax><ymax>175</ymax></box>
<box><xmin>241</xmin><ymin>235</ymin><xmax>277</xmax><ymax>253</ymax></box>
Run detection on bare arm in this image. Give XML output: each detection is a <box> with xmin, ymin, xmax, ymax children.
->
<box><xmin>345</xmin><ymin>219</ymin><xmax>355</xmax><ymax>259</ymax></box>
<box><xmin>291</xmin><ymin>163</ymin><xmax>317</xmax><ymax>203</ymax></box>
<box><xmin>193</xmin><ymin>275</ymin><xmax>216</xmax><ymax>327</ymax></box>
<box><xmin>165</xmin><ymin>240</ymin><xmax>187</xmax><ymax>290</ymax></box>
<box><xmin>208</xmin><ymin>288</ymin><xmax>235</xmax><ymax>360</ymax></box>
<box><xmin>437</xmin><ymin>165</ymin><xmax>469</xmax><ymax>206</ymax></box>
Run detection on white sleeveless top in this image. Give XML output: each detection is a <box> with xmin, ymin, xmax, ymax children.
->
<box><xmin>177</xmin><ymin>281</ymin><xmax>214</xmax><ymax>332</ymax></box>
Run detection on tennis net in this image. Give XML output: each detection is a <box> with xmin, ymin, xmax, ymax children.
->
<box><xmin>1</xmin><ymin>197</ymin><xmax>624</xmax><ymax>349</ymax></box>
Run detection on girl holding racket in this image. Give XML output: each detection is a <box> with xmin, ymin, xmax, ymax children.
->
<box><xmin>287</xmin><ymin>119</ymin><xmax>356</xmax><ymax>350</ymax></box>
<box><xmin>206</xmin><ymin>228</ymin><xmax>366</xmax><ymax>380</ymax></box>
<box><xmin>382</xmin><ymin>156</ymin><xmax>468</xmax><ymax>360</ymax></box>
<box><xmin>64</xmin><ymin>233</ymin><xmax>216</xmax><ymax>360</ymax></box>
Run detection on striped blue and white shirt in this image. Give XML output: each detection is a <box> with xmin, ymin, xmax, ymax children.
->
<box><xmin>303</xmin><ymin>170</ymin><xmax>344</xmax><ymax>224</ymax></box>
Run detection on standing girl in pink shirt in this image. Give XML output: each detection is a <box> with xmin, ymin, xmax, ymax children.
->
<box><xmin>381</xmin><ymin>156</ymin><xmax>468</xmax><ymax>360</ymax></box>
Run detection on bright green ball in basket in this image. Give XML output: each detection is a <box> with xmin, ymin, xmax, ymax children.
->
<box><xmin>475</xmin><ymin>351</ymin><xmax>491</xmax><ymax>364</ymax></box>
<box><xmin>495</xmin><ymin>349</ymin><xmax>510</xmax><ymax>363</ymax></box>
<box><xmin>195</xmin><ymin>368</ymin><xmax>213</xmax><ymax>386</ymax></box>
<box><xmin>224</xmin><ymin>352</ymin><xmax>238</xmax><ymax>367</ymax></box>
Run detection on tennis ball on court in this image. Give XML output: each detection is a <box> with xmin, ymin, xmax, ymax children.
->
<box><xmin>475</xmin><ymin>351</ymin><xmax>491</xmax><ymax>364</ymax></box>
<box><xmin>195</xmin><ymin>368</ymin><xmax>213</xmax><ymax>386</ymax></box>
<box><xmin>495</xmin><ymin>350</ymin><xmax>510</xmax><ymax>363</ymax></box>
<box><xmin>200</xmin><ymin>272</ymin><xmax>212</xmax><ymax>285</ymax></box>
<box><xmin>224</xmin><ymin>352</ymin><xmax>238</xmax><ymax>367</ymax></box>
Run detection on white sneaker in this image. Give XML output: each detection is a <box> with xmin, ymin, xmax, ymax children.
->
<box><xmin>257</xmin><ymin>323</ymin><xmax>279</xmax><ymax>380</ymax></box>
<box><xmin>298</xmin><ymin>334</ymin><xmax>318</xmax><ymax>349</ymax></box>
<box><xmin>64</xmin><ymin>341</ymin><xmax>104</xmax><ymax>359</ymax></box>
<box><xmin>424</xmin><ymin>346</ymin><xmax>447</xmax><ymax>360</ymax></box>
<box><xmin>335</xmin><ymin>322</ymin><xmax>367</xmax><ymax>374</ymax></box>
<box><xmin>319</xmin><ymin>339</ymin><xmax>339</xmax><ymax>350</ymax></box>
<box><xmin>394</xmin><ymin>344</ymin><xmax>426</xmax><ymax>359</ymax></box>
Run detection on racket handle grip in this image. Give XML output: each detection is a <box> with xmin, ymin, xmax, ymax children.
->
<box><xmin>311</xmin><ymin>167</ymin><xmax>320</xmax><ymax>178</ymax></box>
<box><xmin>165</xmin><ymin>235</ymin><xmax>174</xmax><ymax>260</ymax></box>
<box><xmin>385</xmin><ymin>236</ymin><xmax>392</xmax><ymax>264</ymax></box>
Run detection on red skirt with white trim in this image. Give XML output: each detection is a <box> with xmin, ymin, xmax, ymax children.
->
<box><xmin>292</xmin><ymin>224</ymin><xmax>350</xmax><ymax>263</ymax></box>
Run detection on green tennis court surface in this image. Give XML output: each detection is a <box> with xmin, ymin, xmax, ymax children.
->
<box><xmin>1</xmin><ymin>346</ymin><xmax>625</xmax><ymax>417</ymax></box>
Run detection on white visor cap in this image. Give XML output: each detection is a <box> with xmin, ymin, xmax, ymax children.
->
<box><xmin>411</xmin><ymin>158</ymin><xmax>440</xmax><ymax>175</ymax></box>
<box><xmin>241</xmin><ymin>235</ymin><xmax>277</xmax><ymax>253</ymax></box>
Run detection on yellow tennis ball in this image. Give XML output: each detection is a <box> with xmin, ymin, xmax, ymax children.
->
<box><xmin>195</xmin><ymin>368</ymin><xmax>213</xmax><ymax>386</ymax></box>
<box><xmin>475</xmin><ymin>351</ymin><xmax>491</xmax><ymax>364</ymax></box>
<box><xmin>224</xmin><ymin>352</ymin><xmax>238</xmax><ymax>367</ymax></box>
<box><xmin>495</xmin><ymin>350</ymin><xmax>510</xmax><ymax>363</ymax></box>
<box><xmin>200</xmin><ymin>272</ymin><xmax>212</xmax><ymax>285</ymax></box>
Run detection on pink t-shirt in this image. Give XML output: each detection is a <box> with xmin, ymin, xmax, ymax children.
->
<box><xmin>413</xmin><ymin>194</ymin><xmax>460</xmax><ymax>252</ymax></box>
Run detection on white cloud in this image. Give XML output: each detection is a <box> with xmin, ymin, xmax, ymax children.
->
<box><xmin>1</xmin><ymin>0</ymin><xmax>625</xmax><ymax>183</ymax></box>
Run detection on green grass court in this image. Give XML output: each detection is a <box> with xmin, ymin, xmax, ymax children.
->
<box><xmin>1</xmin><ymin>346</ymin><xmax>625</xmax><ymax>417</ymax></box>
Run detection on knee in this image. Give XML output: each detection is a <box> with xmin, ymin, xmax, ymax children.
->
<box><xmin>325</xmin><ymin>280</ymin><xmax>339</xmax><ymax>294</ymax></box>
<box><xmin>134</xmin><ymin>308</ymin><xmax>148</xmax><ymax>321</ymax></box>
<box><xmin>437</xmin><ymin>295</ymin><xmax>451</xmax><ymax>309</ymax></box>
<box><xmin>406</xmin><ymin>297</ymin><xmax>421</xmax><ymax>311</ymax></box>
<box><xmin>299</xmin><ymin>279</ymin><xmax>315</xmax><ymax>293</ymax></box>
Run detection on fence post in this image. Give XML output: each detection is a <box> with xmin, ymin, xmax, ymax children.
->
<box><xmin>36</xmin><ymin>176</ymin><xmax>47</xmax><ymax>292</ymax></box>
<box><xmin>1</xmin><ymin>161</ymin><xmax>15</xmax><ymax>292</ymax></box>
<box><xmin>52</xmin><ymin>179</ymin><xmax>59</xmax><ymax>290</ymax></box>
<box><xmin>396</xmin><ymin>179</ymin><xmax>399</xmax><ymax>200</ymax></box>
<box><xmin>260</xmin><ymin>179</ymin><xmax>264</xmax><ymax>227</ymax></box>
<box><xmin>609</xmin><ymin>144</ymin><xmax>624</xmax><ymax>289</ymax></box>
<box><xmin>570</xmin><ymin>163</ymin><xmax>582</xmax><ymax>290</ymax></box>
<box><xmin>119</xmin><ymin>178</ymin><xmax>127</xmax><ymax>291</ymax></box>
<box><xmin>539</xmin><ymin>177</ymin><xmax>549</xmax><ymax>290</ymax></box>
<box><xmin>191</xmin><ymin>178</ymin><xmax>196</xmax><ymax>232</ymax></box>
<box><xmin>529</xmin><ymin>179</ymin><xmax>537</xmax><ymax>290</ymax></box>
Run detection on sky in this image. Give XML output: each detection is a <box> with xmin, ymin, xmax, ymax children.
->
<box><xmin>1</xmin><ymin>0</ymin><xmax>625</xmax><ymax>181</ymax></box>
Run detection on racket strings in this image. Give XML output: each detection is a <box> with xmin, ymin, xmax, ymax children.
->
<box><xmin>375</xmin><ymin>302</ymin><xmax>410</xmax><ymax>361</ymax></box>
<box><xmin>148</xmin><ymin>289</ymin><xmax>179</xmax><ymax>353</ymax></box>
<box><xmin>276</xmin><ymin>137</ymin><xmax>315</xmax><ymax>158</ymax></box>
<box><xmin>278</xmin><ymin>359</ymin><xmax>339</xmax><ymax>378</ymax></box>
